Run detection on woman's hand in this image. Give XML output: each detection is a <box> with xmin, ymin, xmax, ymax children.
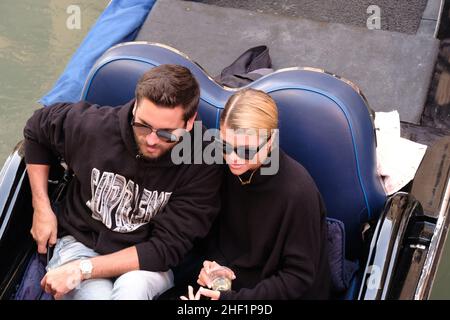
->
<box><xmin>180</xmin><ymin>285</ymin><xmax>221</xmax><ymax>300</ymax></box>
<box><xmin>197</xmin><ymin>260</ymin><xmax>236</xmax><ymax>288</ymax></box>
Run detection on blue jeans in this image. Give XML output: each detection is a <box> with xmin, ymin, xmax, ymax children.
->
<box><xmin>47</xmin><ymin>235</ymin><xmax>174</xmax><ymax>300</ymax></box>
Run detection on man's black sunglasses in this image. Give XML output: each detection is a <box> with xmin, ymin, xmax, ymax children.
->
<box><xmin>131</xmin><ymin>115</ymin><xmax>184</xmax><ymax>143</ymax></box>
<box><xmin>214</xmin><ymin>137</ymin><xmax>270</xmax><ymax>160</ymax></box>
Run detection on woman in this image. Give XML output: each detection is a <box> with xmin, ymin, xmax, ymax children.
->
<box><xmin>182</xmin><ymin>88</ymin><xmax>330</xmax><ymax>300</ymax></box>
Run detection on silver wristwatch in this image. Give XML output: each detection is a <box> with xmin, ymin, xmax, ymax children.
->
<box><xmin>79</xmin><ymin>259</ymin><xmax>93</xmax><ymax>280</ymax></box>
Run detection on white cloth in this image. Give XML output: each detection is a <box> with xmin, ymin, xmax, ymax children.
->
<box><xmin>375</xmin><ymin>111</ymin><xmax>427</xmax><ymax>195</ymax></box>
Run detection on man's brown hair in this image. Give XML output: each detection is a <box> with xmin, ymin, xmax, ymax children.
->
<box><xmin>135</xmin><ymin>64</ymin><xmax>200</xmax><ymax>121</ymax></box>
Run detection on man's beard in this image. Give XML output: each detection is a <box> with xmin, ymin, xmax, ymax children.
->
<box><xmin>134</xmin><ymin>133</ymin><xmax>172</xmax><ymax>161</ymax></box>
<box><xmin>140</xmin><ymin>146</ymin><xmax>171</xmax><ymax>161</ymax></box>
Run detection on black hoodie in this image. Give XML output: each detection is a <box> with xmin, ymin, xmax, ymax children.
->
<box><xmin>24</xmin><ymin>100</ymin><xmax>222</xmax><ymax>272</ymax></box>
<box><xmin>209</xmin><ymin>150</ymin><xmax>330</xmax><ymax>300</ymax></box>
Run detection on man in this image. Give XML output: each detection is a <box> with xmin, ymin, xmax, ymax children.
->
<box><xmin>24</xmin><ymin>64</ymin><xmax>222</xmax><ymax>300</ymax></box>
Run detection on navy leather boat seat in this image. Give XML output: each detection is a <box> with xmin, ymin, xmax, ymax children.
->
<box><xmin>81</xmin><ymin>42</ymin><xmax>387</xmax><ymax>293</ymax></box>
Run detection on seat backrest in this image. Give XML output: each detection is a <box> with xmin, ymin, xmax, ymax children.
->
<box><xmin>81</xmin><ymin>42</ymin><xmax>387</xmax><ymax>260</ymax></box>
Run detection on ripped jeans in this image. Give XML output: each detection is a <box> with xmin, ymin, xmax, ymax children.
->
<box><xmin>47</xmin><ymin>235</ymin><xmax>174</xmax><ymax>300</ymax></box>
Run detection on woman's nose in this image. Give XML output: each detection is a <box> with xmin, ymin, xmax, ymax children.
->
<box><xmin>228</xmin><ymin>151</ymin><xmax>245</xmax><ymax>164</ymax></box>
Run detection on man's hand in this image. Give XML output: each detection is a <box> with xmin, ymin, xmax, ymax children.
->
<box><xmin>197</xmin><ymin>260</ymin><xmax>235</xmax><ymax>288</ymax></box>
<box><xmin>27</xmin><ymin>163</ymin><xmax>57</xmax><ymax>254</ymax></box>
<box><xmin>41</xmin><ymin>260</ymin><xmax>82</xmax><ymax>299</ymax></box>
<box><xmin>31</xmin><ymin>205</ymin><xmax>57</xmax><ymax>254</ymax></box>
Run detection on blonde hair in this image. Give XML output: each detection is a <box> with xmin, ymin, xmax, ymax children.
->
<box><xmin>220</xmin><ymin>88</ymin><xmax>278</xmax><ymax>136</ymax></box>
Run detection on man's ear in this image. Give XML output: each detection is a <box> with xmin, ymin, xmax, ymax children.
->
<box><xmin>185</xmin><ymin>112</ymin><xmax>198</xmax><ymax>131</ymax></box>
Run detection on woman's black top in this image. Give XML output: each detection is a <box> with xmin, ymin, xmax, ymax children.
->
<box><xmin>210</xmin><ymin>149</ymin><xmax>330</xmax><ymax>300</ymax></box>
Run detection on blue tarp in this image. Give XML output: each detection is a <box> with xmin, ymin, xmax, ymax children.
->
<box><xmin>40</xmin><ymin>0</ymin><xmax>156</xmax><ymax>107</ymax></box>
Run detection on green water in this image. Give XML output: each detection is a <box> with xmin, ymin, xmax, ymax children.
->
<box><xmin>0</xmin><ymin>0</ymin><xmax>109</xmax><ymax>164</ymax></box>
<box><xmin>429</xmin><ymin>226</ymin><xmax>450</xmax><ymax>299</ymax></box>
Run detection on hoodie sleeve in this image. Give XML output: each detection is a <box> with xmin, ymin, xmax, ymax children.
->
<box><xmin>135</xmin><ymin>163</ymin><xmax>223</xmax><ymax>272</ymax></box>
<box><xmin>221</xmin><ymin>191</ymin><xmax>327</xmax><ymax>300</ymax></box>
<box><xmin>23</xmin><ymin>102</ymin><xmax>95</xmax><ymax>166</ymax></box>
<box><xmin>23</xmin><ymin>103</ymin><xmax>75</xmax><ymax>165</ymax></box>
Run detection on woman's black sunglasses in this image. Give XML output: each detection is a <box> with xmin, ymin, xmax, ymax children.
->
<box><xmin>214</xmin><ymin>136</ymin><xmax>270</xmax><ymax>160</ymax></box>
<box><xmin>131</xmin><ymin>115</ymin><xmax>184</xmax><ymax>143</ymax></box>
